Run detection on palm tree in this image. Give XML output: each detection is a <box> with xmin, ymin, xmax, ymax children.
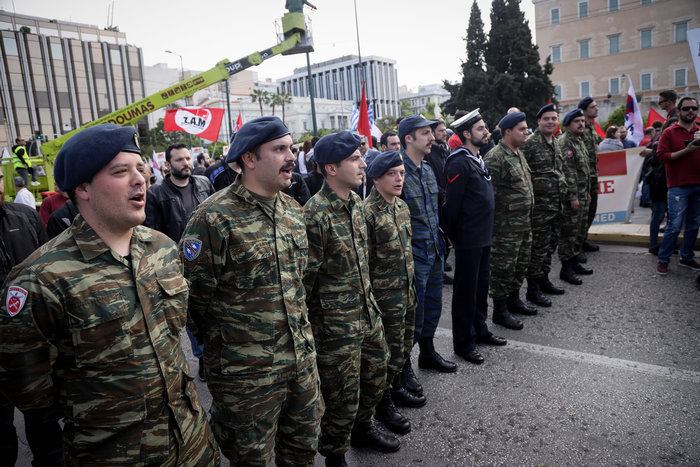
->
<box><xmin>278</xmin><ymin>92</ymin><xmax>292</xmax><ymax>124</ymax></box>
<box><xmin>270</xmin><ymin>93</ymin><xmax>282</xmax><ymax>116</ymax></box>
<box><xmin>250</xmin><ymin>89</ymin><xmax>270</xmax><ymax>116</ymax></box>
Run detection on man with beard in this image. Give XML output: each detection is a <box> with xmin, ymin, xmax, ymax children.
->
<box><xmin>303</xmin><ymin>131</ymin><xmax>394</xmax><ymax>465</ymax></box>
<box><xmin>521</xmin><ymin>104</ymin><xmax>567</xmax><ymax>305</ymax></box>
<box><xmin>380</xmin><ymin>131</ymin><xmax>401</xmax><ymax>152</ymax></box>
<box><xmin>445</xmin><ymin>109</ymin><xmax>508</xmax><ymax>364</ymax></box>
<box><xmin>181</xmin><ymin>117</ymin><xmax>323</xmax><ymax>465</ymax></box>
<box><xmin>558</xmin><ymin>109</ymin><xmax>594</xmax><ymax>284</ymax></box>
<box><xmin>484</xmin><ymin>112</ymin><xmax>535</xmax><ymax>330</ymax></box>
<box><xmin>578</xmin><ymin>97</ymin><xmax>602</xmax><ymax>254</ymax></box>
<box><xmin>145</xmin><ymin>142</ymin><xmax>214</xmax><ymax>380</ymax></box>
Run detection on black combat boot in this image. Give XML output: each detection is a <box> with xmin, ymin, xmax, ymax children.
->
<box><xmin>350</xmin><ymin>420</ymin><xmax>400</xmax><ymax>453</ymax></box>
<box><xmin>418</xmin><ymin>337</ymin><xmax>457</xmax><ymax>373</ymax></box>
<box><xmin>375</xmin><ymin>389</ymin><xmax>411</xmax><ymax>434</ymax></box>
<box><xmin>400</xmin><ymin>357</ymin><xmax>423</xmax><ymax>396</ymax></box>
<box><xmin>573</xmin><ymin>260</ymin><xmax>593</xmax><ymax>275</ymax></box>
<box><xmin>539</xmin><ymin>275</ymin><xmax>565</xmax><ymax>295</ymax></box>
<box><xmin>582</xmin><ymin>240</ymin><xmax>600</xmax><ymax>252</ymax></box>
<box><xmin>492</xmin><ymin>299</ymin><xmax>524</xmax><ymax>330</ymax></box>
<box><xmin>325</xmin><ymin>454</ymin><xmax>348</xmax><ymax>467</ymax></box>
<box><xmin>198</xmin><ymin>358</ymin><xmax>206</xmax><ymax>382</ymax></box>
<box><xmin>506</xmin><ymin>291</ymin><xmax>538</xmax><ymax>315</ymax></box>
<box><xmin>390</xmin><ymin>374</ymin><xmax>426</xmax><ymax>408</ymax></box>
<box><xmin>525</xmin><ymin>278</ymin><xmax>552</xmax><ymax>307</ymax></box>
<box><xmin>560</xmin><ymin>258</ymin><xmax>583</xmax><ymax>285</ymax></box>
<box><xmin>576</xmin><ymin>252</ymin><xmax>587</xmax><ymax>263</ymax></box>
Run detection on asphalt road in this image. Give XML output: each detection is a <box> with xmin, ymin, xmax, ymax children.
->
<box><xmin>12</xmin><ymin>244</ymin><xmax>700</xmax><ymax>466</ymax></box>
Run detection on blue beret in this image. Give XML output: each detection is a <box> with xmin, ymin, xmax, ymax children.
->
<box><xmin>226</xmin><ymin>116</ymin><xmax>290</xmax><ymax>162</ymax></box>
<box><xmin>578</xmin><ymin>97</ymin><xmax>594</xmax><ymax>110</ymax></box>
<box><xmin>364</xmin><ymin>148</ymin><xmax>381</xmax><ymax>166</ymax></box>
<box><xmin>498</xmin><ymin>112</ymin><xmax>526</xmax><ymax>130</ymax></box>
<box><xmin>536</xmin><ymin>103</ymin><xmax>558</xmax><ymax>119</ymax></box>
<box><xmin>55</xmin><ymin>123</ymin><xmax>141</xmax><ymax>191</ymax></box>
<box><xmin>313</xmin><ymin>131</ymin><xmax>361</xmax><ymax>164</ymax></box>
<box><xmin>562</xmin><ymin>109</ymin><xmax>584</xmax><ymax>127</ymax></box>
<box><xmin>398</xmin><ymin>115</ymin><xmax>438</xmax><ymax>140</ymax></box>
<box><xmin>366</xmin><ymin>151</ymin><xmax>403</xmax><ymax>179</ymax></box>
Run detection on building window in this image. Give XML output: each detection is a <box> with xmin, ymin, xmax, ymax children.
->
<box><xmin>609</xmin><ymin>77</ymin><xmax>620</xmax><ymax>95</ymax></box>
<box><xmin>580</xmin><ymin>81</ymin><xmax>590</xmax><ymax>97</ymax></box>
<box><xmin>674</xmin><ymin>68</ymin><xmax>687</xmax><ymax>87</ymax></box>
<box><xmin>2</xmin><ymin>37</ymin><xmax>18</xmax><ymax>56</ymax></box>
<box><xmin>50</xmin><ymin>42</ymin><xmax>63</xmax><ymax>60</ymax></box>
<box><xmin>551</xmin><ymin>45</ymin><xmax>562</xmax><ymax>63</ymax></box>
<box><xmin>578</xmin><ymin>1</ymin><xmax>588</xmax><ymax>19</ymax></box>
<box><xmin>640</xmin><ymin>28</ymin><xmax>653</xmax><ymax>49</ymax></box>
<box><xmin>640</xmin><ymin>73</ymin><xmax>652</xmax><ymax>91</ymax></box>
<box><xmin>553</xmin><ymin>85</ymin><xmax>562</xmax><ymax>101</ymax></box>
<box><xmin>675</xmin><ymin>22</ymin><xmax>688</xmax><ymax>43</ymax></box>
<box><xmin>550</xmin><ymin>8</ymin><xmax>560</xmax><ymax>24</ymax></box>
<box><xmin>641</xmin><ymin>0</ymin><xmax>652</xmax><ymax>4</ymax></box>
<box><xmin>579</xmin><ymin>39</ymin><xmax>590</xmax><ymax>59</ymax></box>
<box><xmin>608</xmin><ymin>34</ymin><xmax>620</xmax><ymax>54</ymax></box>
<box><xmin>609</xmin><ymin>0</ymin><xmax>619</xmax><ymax>12</ymax></box>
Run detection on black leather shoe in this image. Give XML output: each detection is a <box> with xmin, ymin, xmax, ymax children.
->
<box><xmin>476</xmin><ymin>334</ymin><xmax>507</xmax><ymax>346</ymax></box>
<box><xmin>507</xmin><ymin>293</ymin><xmax>538</xmax><ymax>315</ymax></box>
<box><xmin>325</xmin><ymin>454</ymin><xmax>348</xmax><ymax>467</ymax></box>
<box><xmin>443</xmin><ymin>274</ymin><xmax>454</xmax><ymax>285</ymax></box>
<box><xmin>539</xmin><ymin>276</ymin><xmax>565</xmax><ymax>295</ymax></box>
<box><xmin>492</xmin><ymin>300</ymin><xmax>524</xmax><ymax>330</ymax></box>
<box><xmin>351</xmin><ymin>421</ymin><xmax>400</xmax><ymax>453</ymax></box>
<box><xmin>576</xmin><ymin>252</ymin><xmax>587</xmax><ymax>263</ymax></box>
<box><xmin>418</xmin><ymin>338</ymin><xmax>457</xmax><ymax>373</ymax></box>
<box><xmin>582</xmin><ymin>240</ymin><xmax>600</xmax><ymax>252</ymax></box>
<box><xmin>400</xmin><ymin>359</ymin><xmax>423</xmax><ymax>395</ymax></box>
<box><xmin>573</xmin><ymin>262</ymin><xmax>593</xmax><ymax>275</ymax></box>
<box><xmin>444</xmin><ymin>263</ymin><xmax>452</xmax><ymax>272</ymax></box>
<box><xmin>198</xmin><ymin>358</ymin><xmax>206</xmax><ymax>382</ymax></box>
<box><xmin>375</xmin><ymin>390</ymin><xmax>411</xmax><ymax>434</ymax></box>
<box><xmin>391</xmin><ymin>385</ymin><xmax>426</xmax><ymax>408</ymax></box>
<box><xmin>526</xmin><ymin>278</ymin><xmax>552</xmax><ymax>307</ymax></box>
<box><xmin>560</xmin><ymin>259</ymin><xmax>583</xmax><ymax>285</ymax></box>
<box><xmin>456</xmin><ymin>349</ymin><xmax>485</xmax><ymax>364</ymax></box>
<box><xmin>649</xmin><ymin>246</ymin><xmax>659</xmax><ymax>255</ymax></box>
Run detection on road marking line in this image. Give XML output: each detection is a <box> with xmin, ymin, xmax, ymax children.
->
<box><xmin>434</xmin><ymin>327</ymin><xmax>700</xmax><ymax>383</ymax></box>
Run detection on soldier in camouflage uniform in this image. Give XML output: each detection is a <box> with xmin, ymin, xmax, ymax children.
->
<box><xmin>0</xmin><ymin>124</ymin><xmax>218</xmax><ymax>466</ymax></box>
<box><xmin>484</xmin><ymin>112</ymin><xmax>536</xmax><ymax>330</ymax></box>
<box><xmin>578</xmin><ymin>97</ymin><xmax>603</xmax><ymax>254</ymax></box>
<box><xmin>363</xmin><ymin>151</ymin><xmax>424</xmax><ymax>436</ymax></box>
<box><xmin>558</xmin><ymin>109</ymin><xmax>595</xmax><ymax>284</ymax></box>
<box><xmin>303</xmin><ymin>131</ymin><xmax>395</xmax><ymax>466</ymax></box>
<box><xmin>521</xmin><ymin>104</ymin><xmax>568</xmax><ymax>306</ymax></box>
<box><xmin>181</xmin><ymin>117</ymin><xmax>323</xmax><ymax>466</ymax></box>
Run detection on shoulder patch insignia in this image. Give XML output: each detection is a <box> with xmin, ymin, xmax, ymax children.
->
<box><xmin>182</xmin><ymin>237</ymin><xmax>202</xmax><ymax>261</ymax></box>
<box><xmin>566</xmin><ymin>150</ymin><xmax>573</xmax><ymax>158</ymax></box>
<box><xmin>6</xmin><ymin>286</ymin><xmax>28</xmax><ymax>317</ymax></box>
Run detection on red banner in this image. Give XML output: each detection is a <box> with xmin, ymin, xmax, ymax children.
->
<box><xmin>164</xmin><ymin>107</ymin><xmax>224</xmax><ymax>142</ymax></box>
<box><xmin>358</xmin><ymin>82</ymin><xmax>373</xmax><ymax>149</ymax></box>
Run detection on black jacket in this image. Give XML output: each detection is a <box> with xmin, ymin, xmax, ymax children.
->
<box><xmin>46</xmin><ymin>199</ymin><xmax>79</xmax><ymax>239</ymax></box>
<box><xmin>144</xmin><ymin>175</ymin><xmax>214</xmax><ymax>242</ymax></box>
<box><xmin>0</xmin><ymin>202</ymin><xmax>48</xmax><ymax>283</ymax></box>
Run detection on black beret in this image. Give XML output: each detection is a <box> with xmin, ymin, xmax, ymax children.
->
<box><xmin>498</xmin><ymin>112</ymin><xmax>526</xmax><ymax>130</ymax></box>
<box><xmin>225</xmin><ymin>116</ymin><xmax>290</xmax><ymax>162</ymax></box>
<box><xmin>562</xmin><ymin>108</ymin><xmax>584</xmax><ymax>127</ymax></box>
<box><xmin>577</xmin><ymin>97</ymin><xmax>594</xmax><ymax>110</ymax></box>
<box><xmin>313</xmin><ymin>131</ymin><xmax>361</xmax><ymax>164</ymax></box>
<box><xmin>366</xmin><ymin>151</ymin><xmax>403</xmax><ymax>178</ymax></box>
<box><xmin>55</xmin><ymin>123</ymin><xmax>141</xmax><ymax>191</ymax></box>
<box><xmin>398</xmin><ymin>115</ymin><xmax>438</xmax><ymax>140</ymax></box>
<box><xmin>536</xmin><ymin>103</ymin><xmax>558</xmax><ymax>119</ymax></box>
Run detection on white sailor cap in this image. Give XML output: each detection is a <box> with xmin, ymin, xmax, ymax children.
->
<box><xmin>451</xmin><ymin>108</ymin><xmax>482</xmax><ymax>130</ymax></box>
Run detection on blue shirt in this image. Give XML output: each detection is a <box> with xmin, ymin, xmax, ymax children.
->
<box><xmin>400</xmin><ymin>153</ymin><xmax>442</xmax><ymax>263</ymax></box>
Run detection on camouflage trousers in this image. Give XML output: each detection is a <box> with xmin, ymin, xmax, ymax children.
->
<box><xmin>413</xmin><ymin>252</ymin><xmax>444</xmax><ymax>341</ymax></box>
<box><xmin>157</xmin><ymin>422</ymin><xmax>220</xmax><ymax>467</ymax></box>
<box><xmin>558</xmin><ymin>198</ymin><xmax>589</xmax><ymax>261</ymax></box>
<box><xmin>586</xmin><ymin>177</ymin><xmax>598</xmax><ymax>237</ymax></box>
<box><xmin>313</xmin><ymin>313</ymin><xmax>388</xmax><ymax>457</ymax></box>
<box><xmin>208</xmin><ymin>364</ymin><xmax>323</xmax><ymax>466</ymax></box>
<box><xmin>489</xmin><ymin>230</ymin><xmax>532</xmax><ymax>301</ymax></box>
<box><xmin>374</xmin><ymin>287</ymin><xmax>416</xmax><ymax>388</ymax></box>
<box><xmin>527</xmin><ymin>208</ymin><xmax>562</xmax><ymax>278</ymax></box>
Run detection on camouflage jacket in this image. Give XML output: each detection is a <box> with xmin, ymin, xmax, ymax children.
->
<box><xmin>181</xmin><ymin>177</ymin><xmax>316</xmax><ymax>381</ymax></box>
<box><xmin>560</xmin><ymin>132</ymin><xmax>591</xmax><ymax>201</ymax></box>
<box><xmin>521</xmin><ymin>129</ymin><xmax>567</xmax><ymax>212</ymax></box>
<box><xmin>303</xmin><ymin>181</ymin><xmax>380</xmax><ymax>336</ymax></box>
<box><xmin>484</xmin><ymin>141</ymin><xmax>534</xmax><ymax>232</ymax></box>
<box><xmin>399</xmin><ymin>153</ymin><xmax>442</xmax><ymax>263</ymax></box>
<box><xmin>363</xmin><ymin>187</ymin><xmax>416</xmax><ymax>308</ymax></box>
<box><xmin>582</xmin><ymin>122</ymin><xmax>602</xmax><ymax>177</ymax></box>
<box><xmin>0</xmin><ymin>214</ymin><xmax>206</xmax><ymax>465</ymax></box>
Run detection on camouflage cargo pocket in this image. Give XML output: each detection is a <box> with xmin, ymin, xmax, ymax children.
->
<box><xmin>227</xmin><ymin>241</ymin><xmax>276</xmax><ymax>289</ymax></box>
<box><xmin>219</xmin><ymin>324</ymin><xmax>274</xmax><ymax>376</ymax></box>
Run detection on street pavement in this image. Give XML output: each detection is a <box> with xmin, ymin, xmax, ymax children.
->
<box><xmin>11</xmin><ymin>205</ymin><xmax>700</xmax><ymax>466</ymax></box>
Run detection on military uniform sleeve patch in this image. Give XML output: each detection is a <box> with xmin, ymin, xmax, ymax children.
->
<box><xmin>6</xmin><ymin>286</ymin><xmax>28</xmax><ymax>317</ymax></box>
<box><xmin>183</xmin><ymin>237</ymin><xmax>202</xmax><ymax>261</ymax></box>
<box><xmin>566</xmin><ymin>150</ymin><xmax>573</xmax><ymax>158</ymax></box>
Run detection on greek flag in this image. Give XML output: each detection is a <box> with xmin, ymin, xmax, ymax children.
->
<box><xmin>350</xmin><ymin>102</ymin><xmax>359</xmax><ymax>130</ymax></box>
<box><xmin>368</xmin><ymin>101</ymin><xmax>374</xmax><ymax>127</ymax></box>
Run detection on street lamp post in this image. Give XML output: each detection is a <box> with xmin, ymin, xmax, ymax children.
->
<box><xmin>165</xmin><ymin>49</ymin><xmax>192</xmax><ymax>149</ymax></box>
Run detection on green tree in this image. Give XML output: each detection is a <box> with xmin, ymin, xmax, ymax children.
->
<box><xmin>400</xmin><ymin>100</ymin><xmax>412</xmax><ymax>117</ymax></box>
<box><xmin>250</xmin><ymin>89</ymin><xmax>271</xmax><ymax>116</ymax></box>
<box><xmin>376</xmin><ymin>115</ymin><xmax>396</xmax><ymax>133</ymax></box>
<box><xmin>421</xmin><ymin>102</ymin><xmax>436</xmax><ymax>119</ymax></box>
<box><xmin>606</xmin><ymin>105</ymin><xmax>625</xmax><ymax>128</ymax></box>
<box><xmin>270</xmin><ymin>92</ymin><xmax>293</xmax><ymax>122</ymax></box>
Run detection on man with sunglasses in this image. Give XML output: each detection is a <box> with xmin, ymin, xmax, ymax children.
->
<box><xmin>655</xmin><ymin>97</ymin><xmax>700</xmax><ymax>275</ymax></box>
<box><xmin>658</xmin><ymin>90</ymin><xmax>678</xmax><ymax>119</ymax></box>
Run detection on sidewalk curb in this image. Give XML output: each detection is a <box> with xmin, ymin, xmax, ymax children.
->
<box><xmin>589</xmin><ymin>224</ymin><xmax>700</xmax><ymax>248</ymax></box>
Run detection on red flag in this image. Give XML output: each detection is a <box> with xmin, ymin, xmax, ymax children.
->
<box><xmin>234</xmin><ymin>113</ymin><xmax>243</xmax><ymax>133</ymax></box>
<box><xmin>647</xmin><ymin>107</ymin><xmax>666</xmax><ymax>126</ymax></box>
<box><xmin>593</xmin><ymin>119</ymin><xmax>606</xmax><ymax>138</ymax></box>
<box><xmin>357</xmin><ymin>82</ymin><xmax>373</xmax><ymax>149</ymax></box>
<box><xmin>164</xmin><ymin>107</ymin><xmax>225</xmax><ymax>142</ymax></box>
